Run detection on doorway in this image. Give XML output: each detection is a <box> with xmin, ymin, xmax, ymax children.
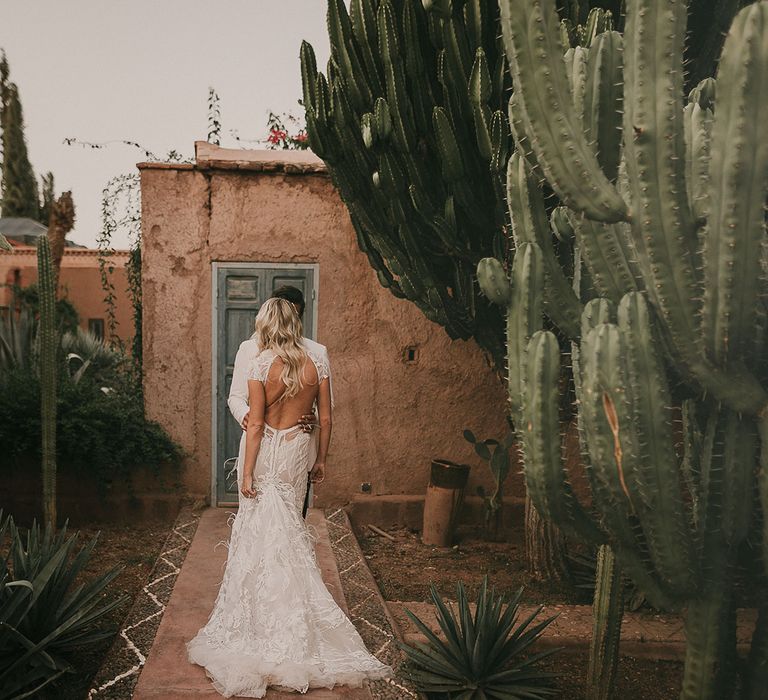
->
<box><xmin>211</xmin><ymin>262</ymin><xmax>318</xmax><ymax>506</ymax></box>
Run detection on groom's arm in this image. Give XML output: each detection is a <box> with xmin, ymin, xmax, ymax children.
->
<box><xmin>322</xmin><ymin>347</ymin><xmax>335</xmax><ymax>409</ymax></box>
<box><xmin>227</xmin><ymin>342</ymin><xmax>250</xmax><ymax>429</ymax></box>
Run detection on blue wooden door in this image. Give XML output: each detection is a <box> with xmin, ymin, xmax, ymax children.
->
<box><xmin>214</xmin><ymin>264</ymin><xmax>316</xmax><ymax>505</ymax></box>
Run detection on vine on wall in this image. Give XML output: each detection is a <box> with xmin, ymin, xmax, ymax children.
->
<box><xmin>64</xmin><ymin>89</ymin><xmax>307</xmax><ymax>377</ymax></box>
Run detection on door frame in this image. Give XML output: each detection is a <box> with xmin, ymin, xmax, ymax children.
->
<box><xmin>210</xmin><ymin>261</ymin><xmax>320</xmax><ymax>507</ymax></box>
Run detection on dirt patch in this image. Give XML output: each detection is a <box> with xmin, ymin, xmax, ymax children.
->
<box><xmin>542</xmin><ymin>653</ymin><xmax>682</xmax><ymax>699</ymax></box>
<box><xmin>2</xmin><ymin>518</ymin><xmax>175</xmax><ymax>700</ymax></box>
<box><xmin>359</xmin><ymin>523</ymin><xmax>587</xmax><ymax>605</ymax></box>
<box><xmin>360</xmin><ymin>523</ymin><xmax>684</xmax><ymax>699</ymax></box>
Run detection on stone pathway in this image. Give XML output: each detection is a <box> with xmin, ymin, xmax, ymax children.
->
<box><xmin>120</xmin><ymin>507</ymin><xmax>401</xmax><ymax>699</ymax></box>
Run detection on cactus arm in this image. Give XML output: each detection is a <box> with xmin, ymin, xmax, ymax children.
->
<box><xmin>759</xmin><ymin>413</ymin><xmax>768</xmax><ymax>579</ymax></box>
<box><xmin>349</xmin><ymin>0</ymin><xmax>384</xmax><ymax>97</ymax></box>
<box><xmin>498</xmin><ymin>0</ymin><xmax>628</xmax><ymax>223</ymax></box>
<box><xmin>563</xmin><ymin>46</ymin><xmax>588</xmax><ymax>127</ymax></box>
<box><xmin>506</xmin><ymin>242</ymin><xmax>544</xmax><ymax>422</ymax></box>
<box><xmin>617</xmin><ymin>292</ymin><xmax>696</xmax><ymax>593</ymax></box>
<box><xmin>571</xmin><ymin>214</ymin><xmax>640</xmax><ymax>303</ymax></box>
<box><xmin>507</xmin><ymin>153</ymin><xmax>582</xmax><ymax>339</ymax></box>
<box><xmin>584</xmin><ymin>30</ymin><xmax>623</xmax><ymax>183</ymax></box>
<box><xmin>579</xmin><ymin>322</ymin><xmax>674</xmax><ymax>609</ymax></box>
<box><xmin>476</xmin><ymin>257</ymin><xmax>510</xmax><ymax>306</ymax></box>
<box><xmin>745</xmin><ymin>603</ymin><xmax>768</xmax><ymax>699</ymax></box>
<box><xmin>683</xmin><ymin>101</ymin><xmax>713</xmax><ymax>222</ymax></box>
<box><xmin>587</xmin><ymin>545</ymin><xmax>624</xmax><ymax>700</ymax></box>
<box><xmin>469</xmin><ymin>48</ymin><xmax>493</xmax><ymax>161</ymax></box>
<box><xmin>682</xmin><ymin>590</ymin><xmax>736</xmax><ymax>700</ymax></box>
<box><xmin>38</xmin><ymin>234</ymin><xmax>57</xmax><ymax>530</ymax></box>
<box><xmin>524</xmin><ymin>330</ymin><xmax>607</xmax><ymax>544</ymax></box>
<box><xmin>622</xmin><ymin>0</ymin><xmax>700</xmax><ymax>354</ymax></box>
<box><xmin>702</xmin><ymin>2</ymin><xmax>768</xmax><ymax>366</ymax></box>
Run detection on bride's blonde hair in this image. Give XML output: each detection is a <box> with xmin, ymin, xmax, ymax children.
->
<box><xmin>252</xmin><ymin>297</ymin><xmax>306</xmax><ymax>399</ymax></box>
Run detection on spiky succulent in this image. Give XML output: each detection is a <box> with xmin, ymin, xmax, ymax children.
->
<box><xmin>398</xmin><ymin>576</ymin><xmax>560</xmax><ymax>699</ymax></box>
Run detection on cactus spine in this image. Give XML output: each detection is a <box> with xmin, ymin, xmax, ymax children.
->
<box><xmin>37</xmin><ymin>233</ymin><xmax>57</xmax><ymax>530</ymax></box>
<box><xmin>480</xmin><ymin>0</ymin><xmax>768</xmax><ymax>696</ymax></box>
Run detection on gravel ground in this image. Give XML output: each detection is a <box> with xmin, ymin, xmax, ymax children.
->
<box><xmin>324</xmin><ymin>507</ymin><xmax>422</xmax><ymax>700</ymax></box>
<box><xmin>85</xmin><ymin>505</ymin><xmax>202</xmax><ymax>699</ymax></box>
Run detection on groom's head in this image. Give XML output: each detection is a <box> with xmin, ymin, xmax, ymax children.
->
<box><xmin>271</xmin><ymin>285</ymin><xmax>305</xmax><ymax>319</ymax></box>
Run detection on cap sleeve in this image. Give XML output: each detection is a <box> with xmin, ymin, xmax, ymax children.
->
<box><xmin>247</xmin><ymin>349</ymin><xmax>276</xmax><ymax>382</ymax></box>
<box><xmin>307</xmin><ymin>347</ymin><xmax>334</xmax><ymax>408</ymax></box>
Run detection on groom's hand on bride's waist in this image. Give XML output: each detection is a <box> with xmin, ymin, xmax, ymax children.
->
<box><xmin>299</xmin><ymin>413</ymin><xmax>317</xmax><ymax>433</ymax></box>
<box><xmin>241</xmin><ymin>412</ymin><xmax>318</xmax><ymax>432</ymax></box>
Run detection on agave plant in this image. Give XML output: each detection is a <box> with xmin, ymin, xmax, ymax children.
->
<box><xmin>399</xmin><ymin>576</ymin><xmax>560</xmax><ymax>699</ymax></box>
<box><xmin>61</xmin><ymin>327</ymin><xmax>121</xmax><ymax>385</ymax></box>
<box><xmin>0</xmin><ymin>511</ymin><xmax>130</xmax><ymax>699</ymax></box>
<box><xmin>0</xmin><ymin>307</ymin><xmax>37</xmax><ymax>372</ymax></box>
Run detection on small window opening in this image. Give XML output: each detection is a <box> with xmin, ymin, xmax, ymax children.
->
<box><xmin>88</xmin><ymin>318</ymin><xmax>105</xmax><ymax>340</ymax></box>
<box><xmin>404</xmin><ymin>345</ymin><xmax>419</xmax><ymax>364</ymax></box>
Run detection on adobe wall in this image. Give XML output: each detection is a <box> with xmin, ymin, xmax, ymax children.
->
<box><xmin>0</xmin><ymin>247</ymin><xmax>133</xmax><ymax>344</ymax></box>
<box><xmin>139</xmin><ymin>146</ymin><xmax>511</xmax><ymax>507</ymax></box>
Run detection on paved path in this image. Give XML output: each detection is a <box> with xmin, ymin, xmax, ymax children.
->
<box><xmin>133</xmin><ymin>507</ymin><xmax>371</xmax><ymax>699</ymax></box>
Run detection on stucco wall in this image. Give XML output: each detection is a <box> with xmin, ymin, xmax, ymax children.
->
<box><xmin>0</xmin><ymin>248</ymin><xmax>132</xmax><ymax>344</ymax></box>
<box><xmin>139</xmin><ymin>148</ymin><xmax>510</xmax><ymax>507</ymax></box>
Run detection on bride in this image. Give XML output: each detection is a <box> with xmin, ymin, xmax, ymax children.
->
<box><xmin>186</xmin><ymin>298</ymin><xmax>393</xmax><ymax>697</ymax></box>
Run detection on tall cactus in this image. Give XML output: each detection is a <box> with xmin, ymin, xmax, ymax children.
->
<box><xmin>37</xmin><ymin>232</ymin><xmax>57</xmax><ymax>530</ymax></box>
<box><xmin>477</xmin><ymin>0</ymin><xmax>768</xmax><ymax>697</ymax></box>
<box><xmin>587</xmin><ymin>545</ymin><xmax>623</xmax><ymax>700</ymax></box>
<box><xmin>301</xmin><ymin>0</ymin><xmax>511</xmax><ymax>365</ymax></box>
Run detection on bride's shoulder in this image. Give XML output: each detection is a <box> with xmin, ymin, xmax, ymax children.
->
<box><xmin>247</xmin><ymin>347</ymin><xmax>276</xmax><ymax>381</ymax></box>
<box><xmin>300</xmin><ymin>338</ymin><xmax>330</xmax><ymax>380</ymax></box>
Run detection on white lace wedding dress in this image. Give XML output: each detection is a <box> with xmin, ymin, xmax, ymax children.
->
<box><xmin>186</xmin><ymin>349</ymin><xmax>393</xmax><ymax>697</ymax></box>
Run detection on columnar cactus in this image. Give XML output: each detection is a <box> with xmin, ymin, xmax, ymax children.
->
<box><xmin>37</xmin><ymin>233</ymin><xmax>57</xmax><ymax>530</ymax></box>
<box><xmin>587</xmin><ymin>545</ymin><xmax>623</xmax><ymax>700</ymax></box>
<box><xmin>301</xmin><ymin>0</ymin><xmax>511</xmax><ymax>365</ymax></box>
<box><xmin>477</xmin><ymin>0</ymin><xmax>768</xmax><ymax>696</ymax></box>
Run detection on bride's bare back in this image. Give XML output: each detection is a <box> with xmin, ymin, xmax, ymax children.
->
<box><xmin>263</xmin><ymin>354</ymin><xmax>319</xmax><ymax>429</ymax></box>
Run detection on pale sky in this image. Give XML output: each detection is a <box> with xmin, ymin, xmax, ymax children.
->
<box><xmin>0</xmin><ymin>0</ymin><xmax>331</xmax><ymax>248</ymax></box>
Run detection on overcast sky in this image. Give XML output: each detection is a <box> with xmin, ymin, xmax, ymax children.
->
<box><xmin>0</xmin><ymin>0</ymin><xmax>331</xmax><ymax>248</ymax></box>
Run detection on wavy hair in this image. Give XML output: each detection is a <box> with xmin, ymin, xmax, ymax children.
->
<box><xmin>252</xmin><ymin>297</ymin><xmax>306</xmax><ymax>399</ymax></box>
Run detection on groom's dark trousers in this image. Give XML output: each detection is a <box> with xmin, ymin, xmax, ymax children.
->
<box><xmin>301</xmin><ymin>475</ymin><xmax>311</xmax><ymax>518</ymax></box>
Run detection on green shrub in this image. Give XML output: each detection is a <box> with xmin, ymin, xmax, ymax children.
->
<box><xmin>0</xmin><ymin>509</ymin><xmax>129</xmax><ymax>699</ymax></box>
<box><xmin>0</xmin><ymin>366</ymin><xmax>182</xmax><ymax>491</ymax></box>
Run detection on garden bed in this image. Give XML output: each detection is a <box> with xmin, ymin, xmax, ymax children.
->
<box><xmin>357</xmin><ymin>523</ymin><xmax>687</xmax><ymax>699</ymax></box>
<box><xmin>0</xmin><ymin>514</ymin><xmax>178</xmax><ymax>699</ymax></box>
<box><xmin>359</xmin><ymin>522</ymin><xmax>585</xmax><ymax>605</ymax></box>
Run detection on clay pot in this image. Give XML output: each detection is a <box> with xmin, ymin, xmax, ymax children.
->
<box><xmin>421</xmin><ymin>459</ymin><xmax>470</xmax><ymax>547</ymax></box>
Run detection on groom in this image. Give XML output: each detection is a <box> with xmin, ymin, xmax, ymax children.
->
<box><xmin>227</xmin><ymin>285</ymin><xmax>332</xmax><ymax>518</ymax></box>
